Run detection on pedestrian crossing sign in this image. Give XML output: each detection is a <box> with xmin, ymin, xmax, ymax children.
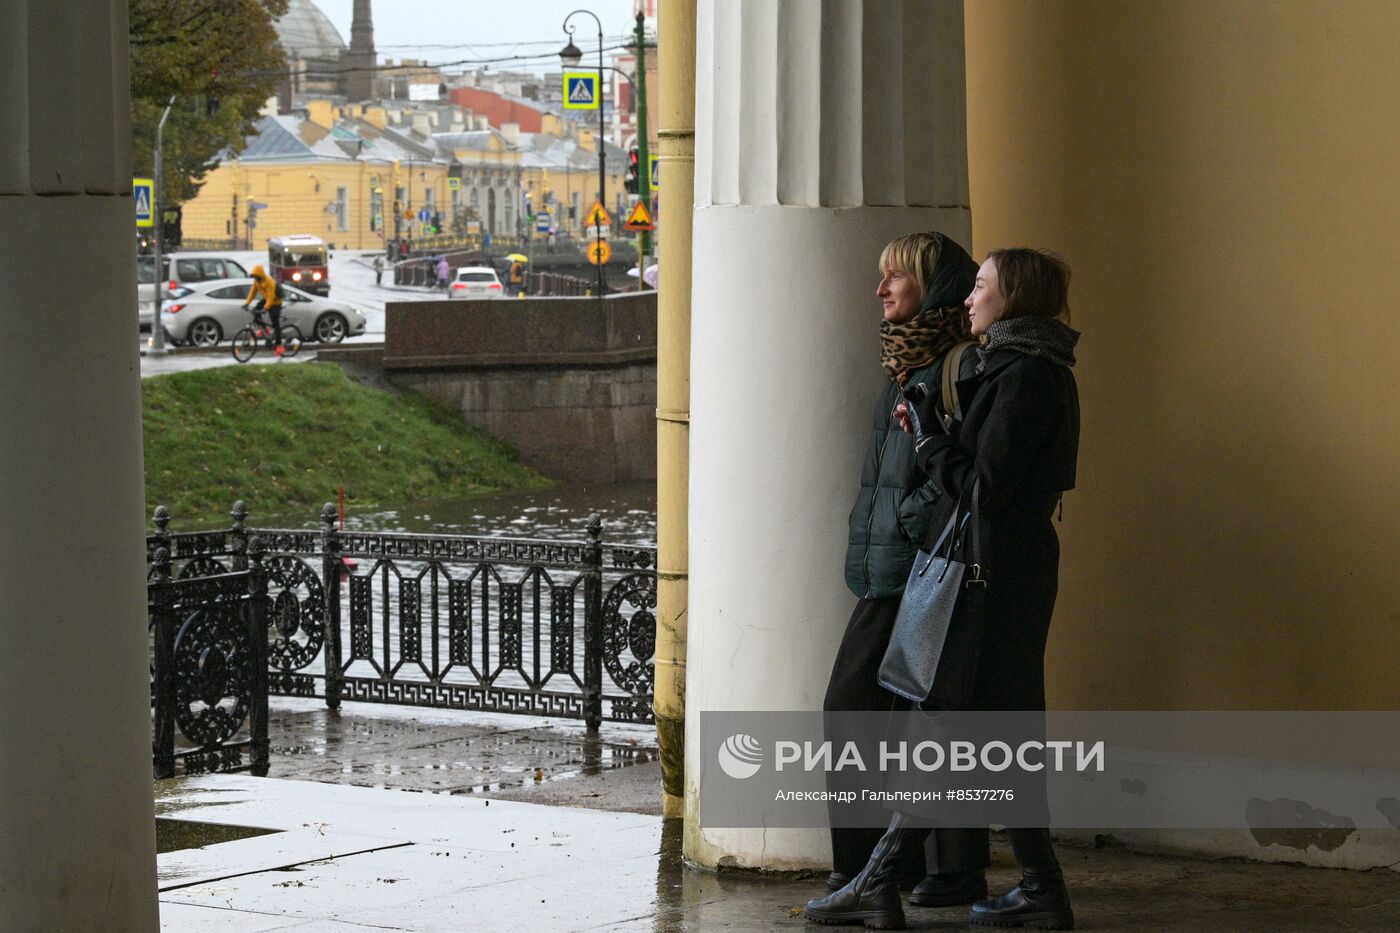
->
<box><xmin>563</xmin><ymin>72</ymin><xmax>599</xmax><ymax>110</ymax></box>
<box><xmin>133</xmin><ymin>177</ymin><xmax>154</xmax><ymax>227</ymax></box>
<box><xmin>447</xmin><ymin>176</ymin><xmax>460</xmax><ymax>191</ymax></box>
<box><xmin>584</xmin><ymin>200</ymin><xmax>611</xmax><ymax>228</ymax></box>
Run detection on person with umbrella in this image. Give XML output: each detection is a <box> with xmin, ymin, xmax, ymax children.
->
<box><xmin>506</xmin><ymin>253</ymin><xmax>528</xmax><ymax>296</ymax></box>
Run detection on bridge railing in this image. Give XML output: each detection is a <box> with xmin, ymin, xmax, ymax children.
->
<box><xmin>146</xmin><ymin>502</ymin><xmax>656</xmax><ymax>733</ymax></box>
<box><xmin>149</xmin><ymin>538</ymin><xmax>270</xmax><ymax>778</ymax></box>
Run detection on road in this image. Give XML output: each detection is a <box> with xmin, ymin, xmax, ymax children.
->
<box><xmin>139</xmin><ymin>249</ymin><xmax>442</xmax><ymax>378</ymax></box>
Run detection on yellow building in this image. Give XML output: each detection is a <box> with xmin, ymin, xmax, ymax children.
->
<box><xmin>518</xmin><ymin>127</ymin><xmax>629</xmax><ymax>240</ymax></box>
<box><xmin>183</xmin><ymin>98</ymin><xmax>631</xmax><ymax>250</ymax></box>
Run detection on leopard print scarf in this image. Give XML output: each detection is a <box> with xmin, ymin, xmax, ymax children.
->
<box><xmin>880</xmin><ymin>306</ymin><xmax>971</xmax><ymax>384</ymax></box>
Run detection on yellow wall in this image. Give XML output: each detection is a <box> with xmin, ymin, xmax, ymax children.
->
<box><xmin>522</xmin><ymin>163</ymin><xmax>627</xmax><ymax>238</ymax></box>
<box><xmin>183</xmin><ymin>158</ymin><xmax>451</xmax><ymax>250</ymax></box>
<box><xmin>964</xmin><ymin>1</ymin><xmax>1400</xmax><ymax>710</ymax></box>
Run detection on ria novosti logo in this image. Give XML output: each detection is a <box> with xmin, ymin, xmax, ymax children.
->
<box><xmin>717</xmin><ymin>733</ymin><xmax>764</xmax><ymax>779</ymax></box>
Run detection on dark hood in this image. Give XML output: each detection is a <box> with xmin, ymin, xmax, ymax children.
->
<box><xmin>918</xmin><ymin>233</ymin><xmax>978</xmax><ymax>313</ymax></box>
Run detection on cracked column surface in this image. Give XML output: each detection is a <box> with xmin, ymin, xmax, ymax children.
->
<box><xmin>683</xmin><ymin>0</ymin><xmax>973</xmax><ymax>869</ymax></box>
<box><xmin>0</xmin><ymin>2</ymin><xmax>159</xmax><ymax>928</ymax></box>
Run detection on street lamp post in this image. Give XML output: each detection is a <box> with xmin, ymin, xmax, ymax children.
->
<box><xmin>149</xmin><ymin>94</ymin><xmax>177</xmax><ymax>355</ymax></box>
<box><xmin>561</xmin><ymin>10</ymin><xmax>606</xmax><ymax>297</ymax></box>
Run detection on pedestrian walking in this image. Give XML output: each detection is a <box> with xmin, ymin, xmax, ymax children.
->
<box><xmin>372</xmin><ymin>255</ymin><xmax>384</xmax><ymax>285</ymax></box>
<box><xmin>816</xmin><ymin>231</ymin><xmax>990</xmax><ymax>907</ymax></box>
<box><xmin>436</xmin><ymin>255</ymin><xmax>450</xmax><ymax>293</ymax></box>
<box><xmin>806</xmin><ymin>247</ymin><xmax>1081</xmax><ymax>931</ymax></box>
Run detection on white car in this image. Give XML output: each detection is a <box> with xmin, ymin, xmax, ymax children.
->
<box><xmin>160</xmin><ymin>279</ymin><xmax>367</xmax><ymax>347</ymax></box>
<box><xmin>448</xmin><ymin>266</ymin><xmax>505</xmax><ymax>299</ymax></box>
<box><xmin>137</xmin><ymin>254</ymin><xmax>249</xmax><ymax>330</ymax></box>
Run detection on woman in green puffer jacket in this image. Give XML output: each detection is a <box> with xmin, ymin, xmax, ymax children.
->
<box><xmin>820</xmin><ymin>231</ymin><xmax>990</xmax><ymax>904</ymax></box>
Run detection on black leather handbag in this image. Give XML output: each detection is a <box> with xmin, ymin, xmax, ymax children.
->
<box><xmin>877</xmin><ymin>479</ymin><xmax>986</xmax><ymax>705</ymax></box>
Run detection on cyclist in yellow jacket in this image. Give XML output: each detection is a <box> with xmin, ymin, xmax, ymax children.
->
<box><xmin>242</xmin><ymin>265</ymin><xmax>286</xmax><ymax>352</ymax></box>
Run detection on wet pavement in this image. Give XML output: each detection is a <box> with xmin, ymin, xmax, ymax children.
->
<box><xmin>147</xmin><ymin>698</ymin><xmax>1400</xmax><ymax>931</ymax></box>
<box><xmin>266</xmin><ymin>698</ymin><xmax>664</xmax><ymax>815</ymax></box>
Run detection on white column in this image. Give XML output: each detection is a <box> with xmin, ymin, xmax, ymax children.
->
<box><xmin>0</xmin><ymin>2</ymin><xmax>159</xmax><ymax>928</ymax></box>
<box><xmin>685</xmin><ymin>0</ymin><xmax>972</xmax><ymax>869</ymax></box>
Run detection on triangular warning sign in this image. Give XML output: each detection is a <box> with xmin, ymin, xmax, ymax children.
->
<box><xmin>584</xmin><ymin>201</ymin><xmax>611</xmax><ymax>228</ymax></box>
<box><xmin>569</xmin><ymin>77</ymin><xmax>594</xmax><ymax>103</ymax></box>
<box><xmin>623</xmin><ymin>200</ymin><xmax>654</xmax><ymax>231</ymax></box>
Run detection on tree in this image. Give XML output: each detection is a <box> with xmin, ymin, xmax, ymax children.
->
<box><xmin>130</xmin><ymin>0</ymin><xmax>289</xmax><ymax>205</ymax></box>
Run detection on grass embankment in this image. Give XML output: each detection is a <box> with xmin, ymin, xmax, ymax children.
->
<box><xmin>143</xmin><ymin>363</ymin><xmax>547</xmax><ymax>522</ymax></box>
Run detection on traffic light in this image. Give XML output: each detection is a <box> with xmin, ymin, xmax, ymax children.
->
<box><xmin>162</xmin><ymin>206</ymin><xmax>183</xmax><ymax>248</ymax></box>
<box><xmin>624</xmin><ymin>148</ymin><xmax>640</xmax><ymax>194</ymax></box>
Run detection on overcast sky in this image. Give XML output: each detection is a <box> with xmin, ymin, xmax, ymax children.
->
<box><xmin>315</xmin><ymin>0</ymin><xmax>640</xmax><ymax>76</ymax></box>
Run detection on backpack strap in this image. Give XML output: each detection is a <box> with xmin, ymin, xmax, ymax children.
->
<box><xmin>940</xmin><ymin>340</ymin><xmax>976</xmax><ymax>419</ymax></box>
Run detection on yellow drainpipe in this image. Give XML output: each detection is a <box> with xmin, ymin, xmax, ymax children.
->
<box><xmin>654</xmin><ymin>0</ymin><xmax>696</xmax><ymax>819</ymax></box>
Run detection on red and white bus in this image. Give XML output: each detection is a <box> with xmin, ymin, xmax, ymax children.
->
<box><xmin>268</xmin><ymin>234</ymin><xmax>330</xmax><ymax>296</ymax></box>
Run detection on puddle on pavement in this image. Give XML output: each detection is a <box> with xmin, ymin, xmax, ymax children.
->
<box><xmin>156</xmin><ymin>817</ymin><xmax>279</xmax><ymax>855</ymax></box>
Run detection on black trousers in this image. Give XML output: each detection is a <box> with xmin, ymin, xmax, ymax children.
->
<box><xmin>823</xmin><ymin>595</ymin><xmax>990</xmax><ymax>878</ymax></box>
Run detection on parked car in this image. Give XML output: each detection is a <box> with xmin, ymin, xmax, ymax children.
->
<box><xmin>137</xmin><ymin>254</ymin><xmax>249</xmax><ymax>331</ymax></box>
<box><xmin>159</xmin><ymin>279</ymin><xmax>367</xmax><ymax>347</ymax></box>
<box><xmin>448</xmin><ymin>266</ymin><xmax>505</xmax><ymax>299</ymax></box>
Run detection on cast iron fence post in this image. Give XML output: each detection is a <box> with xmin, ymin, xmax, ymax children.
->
<box><xmin>247</xmin><ymin>537</ymin><xmax>270</xmax><ymax>776</ymax></box>
<box><xmin>150</xmin><ymin>546</ymin><xmax>176</xmax><ymax>778</ymax></box>
<box><xmin>230</xmin><ymin>500</ymin><xmax>249</xmax><ymax>571</ymax></box>
<box><xmin>150</xmin><ymin>505</ymin><xmax>171</xmax><ymax>571</ymax></box>
<box><xmin>320</xmin><ymin>502</ymin><xmax>344</xmax><ymax>709</ymax></box>
<box><xmin>582</xmin><ymin>512</ymin><xmax>604</xmax><ymax>732</ymax></box>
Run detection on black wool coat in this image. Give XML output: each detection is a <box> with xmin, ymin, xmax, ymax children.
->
<box><xmin>913</xmin><ymin>349</ymin><xmax>1080</xmax><ymax>712</ymax></box>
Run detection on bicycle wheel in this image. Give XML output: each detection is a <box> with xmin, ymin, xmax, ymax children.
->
<box><xmin>232</xmin><ymin>327</ymin><xmax>258</xmax><ymax>363</ymax></box>
<box><xmin>278</xmin><ymin>325</ymin><xmax>304</xmax><ymax>358</ymax></box>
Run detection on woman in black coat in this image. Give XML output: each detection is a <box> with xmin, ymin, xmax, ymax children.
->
<box><xmin>807</xmin><ymin>248</ymin><xmax>1081</xmax><ymax>930</ymax></box>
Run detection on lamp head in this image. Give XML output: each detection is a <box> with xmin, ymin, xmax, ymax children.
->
<box><xmin>559</xmin><ymin>39</ymin><xmax>583</xmax><ymax>67</ymax></box>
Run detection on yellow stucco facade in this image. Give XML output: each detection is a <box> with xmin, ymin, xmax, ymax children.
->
<box><xmin>183</xmin><ymin>158</ymin><xmax>453</xmax><ymax>250</ymax></box>
<box><xmin>965</xmin><ymin>1</ymin><xmax>1400</xmax><ymax>711</ymax></box>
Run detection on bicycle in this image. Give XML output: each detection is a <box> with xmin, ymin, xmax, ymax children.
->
<box><xmin>232</xmin><ymin>307</ymin><xmax>303</xmax><ymax>363</ymax></box>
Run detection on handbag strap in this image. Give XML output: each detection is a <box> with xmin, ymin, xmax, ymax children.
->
<box><xmin>949</xmin><ymin>477</ymin><xmax>986</xmax><ymax>585</ymax></box>
<box><xmin>940</xmin><ymin>340</ymin><xmax>976</xmax><ymax>419</ymax></box>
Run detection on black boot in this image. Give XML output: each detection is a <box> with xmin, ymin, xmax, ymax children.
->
<box><xmin>968</xmin><ymin>869</ymin><xmax>1074</xmax><ymax>930</ymax></box>
<box><xmin>908</xmin><ymin>869</ymin><xmax>988</xmax><ymax>907</ymax></box>
<box><xmin>805</xmin><ymin>813</ymin><xmax>909</xmax><ymax>929</ymax></box>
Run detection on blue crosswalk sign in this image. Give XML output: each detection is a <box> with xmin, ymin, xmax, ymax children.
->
<box><xmin>563</xmin><ymin>72</ymin><xmax>599</xmax><ymax>110</ymax></box>
<box><xmin>133</xmin><ymin>177</ymin><xmax>154</xmax><ymax>228</ymax></box>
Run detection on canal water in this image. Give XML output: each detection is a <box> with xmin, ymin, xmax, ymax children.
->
<box><xmin>263</xmin><ymin>480</ymin><xmax>657</xmax><ymax>545</ymax></box>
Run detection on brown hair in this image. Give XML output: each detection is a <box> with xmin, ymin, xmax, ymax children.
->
<box><xmin>878</xmin><ymin>232</ymin><xmax>941</xmax><ymax>297</ymax></box>
<box><xmin>986</xmin><ymin>248</ymin><xmax>1072</xmax><ymax>323</ymax></box>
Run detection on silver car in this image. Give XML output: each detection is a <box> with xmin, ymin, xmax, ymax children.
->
<box><xmin>160</xmin><ymin>278</ymin><xmax>367</xmax><ymax>347</ymax></box>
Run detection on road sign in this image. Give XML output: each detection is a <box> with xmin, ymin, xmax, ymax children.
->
<box><xmin>417</xmin><ymin>208</ymin><xmax>431</xmax><ymax>223</ymax></box>
<box><xmin>584</xmin><ymin>200</ymin><xmax>611</xmax><ymax>228</ymax></box>
<box><xmin>649</xmin><ymin>154</ymin><xmax>660</xmax><ymax>189</ymax></box>
<box><xmin>447</xmin><ymin>176</ymin><xmax>460</xmax><ymax>191</ymax></box>
<box><xmin>133</xmin><ymin>178</ymin><xmax>154</xmax><ymax>227</ymax></box>
<box><xmin>587</xmin><ymin>240</ymin><xmax>612</xmax><ymax>266</ymax></box>
<box><xmin>563</xmin><ymin>72</ymin><xmax>599</xmax><ymax>110</ymax></box>
<box><xmin>623</xmin><ymin>200</ymin><xmax>654</xmax><ymax>231</ymax></box>
<box><xmin>536</xmin><ymin>211</ymin><xmax>552</xmax><ymax>232</ymax></box>
<box><xmin>249</xmin><ymin>201</ymin><xmax>268</xmax><ymax>210</ymax></box>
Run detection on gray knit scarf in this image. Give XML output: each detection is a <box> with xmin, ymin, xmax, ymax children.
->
<box><xmin>978</xmin><ymin>317</ymin><xmax>1080</xmax><ymax>370</ymax></box>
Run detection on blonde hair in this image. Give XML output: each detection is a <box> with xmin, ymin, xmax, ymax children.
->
<box><xmin>878</xmin><ymin>232</ymin><xmax>941</xmax><ymax>296</ymax></box>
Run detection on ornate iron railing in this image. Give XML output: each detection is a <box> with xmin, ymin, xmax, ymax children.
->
<box><xmin>146</xmin><ymin>502</ymin><xmax>657</xmax><ymax>732</ymax></box>
<box><xmin>149</xmin><ymin>539</ymin><xmax>270</xmax><ymax>778</ymax></box>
